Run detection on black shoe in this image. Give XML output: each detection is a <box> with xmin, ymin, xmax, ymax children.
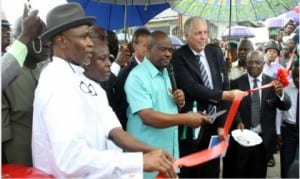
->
<box><xmin>267</xmin><ymin>156</ymin><xmax>276</xmax><ymax>167</ymax></box>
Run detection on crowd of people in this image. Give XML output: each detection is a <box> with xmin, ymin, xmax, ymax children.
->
<box><xmin>1</xmin><ymin>2</ymin><xmax>299</xmax><ymax>178</ymax></box>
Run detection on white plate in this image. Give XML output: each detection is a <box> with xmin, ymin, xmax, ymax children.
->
<box><xmin>231</xmin><ymin>129</ymin><xmax>263</xmax><ymax>147</ymax></box>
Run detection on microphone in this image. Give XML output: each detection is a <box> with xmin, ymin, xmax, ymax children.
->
<box><xmin>167</xmin><ymin>64</ymin><xmax>177</xmax><ymax>92</ymax></box>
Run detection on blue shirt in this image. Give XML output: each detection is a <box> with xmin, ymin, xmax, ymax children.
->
<box><xmin>125</xmin><ymin>58</ymin><xmax>179</xmax><ymax>178</ymax></box>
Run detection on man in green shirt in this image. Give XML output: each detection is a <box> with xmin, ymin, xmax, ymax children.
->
<box><xmin>125</xmin><ymin>31</ymin><xmax>211</xmax><ymax>178</ymax></box>
<box><xmin>1</xmin><ymin>9</ymin><xmax>44</xmax><ymax>90</ymax></box>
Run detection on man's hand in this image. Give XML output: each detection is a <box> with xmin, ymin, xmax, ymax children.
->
<box><xmin>277</xmin><ymin>31</ymin><xmax>284</xmax><ymax>43</ymax></box>
<box><xmin>237</xmin><ymin>122</ymin><xmax>245</xmax><ymax>131</ymax></box>
<box><xmin>143</xmin><ymin>149</ymin><xmax>177</xmax><ymax>178</ymax></box>
<box><xmin>217</xmin><ymin>128</ymin><xmax>225</xmax><ymax>141</ymax></box>
<box><xmin>171</xmin><ymin>89</ymin><xmax>185</xmax><ymax>108</ymax></box>
<box><xmin>115</xmin><ymin>45</ymin><xmax>131</xmax><ymax>67</ymax></box>
<box><xmin>185</xmin><ymin>112</ymin><xmax>211</xmax><ymax>128</ymax></box>
<box><xmin>277</xmin><ymin>134</ymin><xmax>283</xmax><ymax>150</ymax></box>
<box><xmin>18</xmin><ymin>5</ymin><xmax>44</xmax><ymax>44</ymax></box>
<box><xmin>272</xmin><ymin>80</ymin><xmax>283</xmax><ymax>96</ymax></box>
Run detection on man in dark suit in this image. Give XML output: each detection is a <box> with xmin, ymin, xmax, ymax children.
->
<box><xmin>230</xmin><ymin>50</ymin><xmax>291</xmax><ymax>178</ymax></box>
<box><xmin>171</xmin><ymin>16</ymin><xmax>247</xmax><ymax>178</ymax></box>
<box><xmin>114</xmin><ymin>28</ymin><xmax>150</xmax><ymax>129</ymax></box>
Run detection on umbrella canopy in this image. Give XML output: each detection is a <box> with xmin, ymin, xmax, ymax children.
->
<box><xmin>169</xmin><ymin>35</ymin><xmax>184</xmax><ymax>46</ymax></box>
<box><xmin>222</xmin><ymin>26</ymin><xmax>255</xmax><ymax>40</ymax></box>
<box><xmin>172</xmin><ymin>0</ymin><xmax>297</xmax><ymax>23</ymax></box>
<box><xmin>95</xmin><ymin>0</ymin><xmax>176</xmax><ymax>5</ymax></box>
<box><xmin>68</xmin><ymin>0</ymin><xmax>171</xmax><ymax>31</ymax></box>
<box><xmin>281</xmin><ymin>10</ymin><xmax>299</xmax><ymax>24</ymax></box>
<box><xmin>265</xmin><ymin>5</ymin><xmax>299</xmax><ymax>29</ymax></box>
<box><xmin>266</xmin><ymin>17</ymin><xmax>285</xmax><ymax>28</ymax></box>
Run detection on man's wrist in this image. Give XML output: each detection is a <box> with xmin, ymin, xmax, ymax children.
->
<box><xmin>17</xmin><ymin>33</ymin><xmax>31</xmax><ymax>45</ymax></box>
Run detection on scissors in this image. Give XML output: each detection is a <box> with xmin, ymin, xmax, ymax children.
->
<box><xmin>209</xmin><ymin>110</ymin><xmax>227</xmax><ymax>123</ymax></box>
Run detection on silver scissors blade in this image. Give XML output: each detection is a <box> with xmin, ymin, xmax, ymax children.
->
<box><xmin>209</xmin><ymin>110</ymin><xmax>227</xmax><ymax>122</ymax></box>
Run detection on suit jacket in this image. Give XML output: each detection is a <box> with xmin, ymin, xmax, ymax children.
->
<box><xmin>100</xmin><ymin>73</ymin><xmax>117</xmax><ymax>109</ymax></box>
<box><xmin>1</xmin><ymin>53</ymin><xmax>22</xmax><ymax>91</ymax></box>
<box><xmin>2</xmin><ymin>61</ymin><xmax>45</xmax><ymax>165</ymax></box>
<box><xmin>113</xmin><ymin>56</ymin><xmax>138</xmax><ymax>129</ymax></box>
<box><xmin>231</xmin><ymin>73</ymin><xmax>291</xmax><ymax>155</ymax></box>
<box><xmin>171</xmin><ymin>44</ymin><xmax>230</xmax><ymax>149</ymax></box>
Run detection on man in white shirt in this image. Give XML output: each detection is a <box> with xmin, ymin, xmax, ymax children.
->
<box><xmin>32</xmin><ymin>3</ymin><xmax>176</xmax><ymax>178</ymax></box>
<box><xmin>276</xmin><ymin>65</ymin><xmax>299</xmax><ymax>178</ymax></box>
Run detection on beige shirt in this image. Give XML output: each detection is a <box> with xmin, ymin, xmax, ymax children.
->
<box><xmin>229</xmin><ymin>65</ymin><xmax>247</xmax><ymax>80</ymax></box>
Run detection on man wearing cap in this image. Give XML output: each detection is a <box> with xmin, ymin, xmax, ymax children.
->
<box><xmin>1</xmin><ymin>18</ymin><xmax>11</xmax><ymax>54</ymax></box>
<box><xmin>225</xmin><ymin>40</ymin><xmax>238</xmax><ymax>73</ymax></box>
<box><xmin>263</xmin><ymin>39</ymin><xmax>284</xmax><ymax>78</ymax></box>
<box><xmin>32</xmin><ymin>3</ymin><xmax>176</xmax><ymax>178</ymax></box>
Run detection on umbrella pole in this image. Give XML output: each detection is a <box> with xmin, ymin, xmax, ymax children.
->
<box><xmin>226</xmin><ymin>0</ymin><xmax>233</xmax><ymax>73</ymax></box>
<box><xmin>228</xmin><ymin>0</ymin><xmax>232</xmax><ymax>41</ymax></box>
<box><xmin>124</xmin><ymin>1</ymin><xmax>128</xmax><ymax>43</ymax></box>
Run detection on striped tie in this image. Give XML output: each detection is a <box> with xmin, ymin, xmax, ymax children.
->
<box><xmin>196</xmin><ymin>55</ymin><xmax>211</xmax><ymax>88</ymax></box>
<box><xmin>196</xmin><ymin>55</ymin><xmax>215</xmax><ymax>115</ymax></box>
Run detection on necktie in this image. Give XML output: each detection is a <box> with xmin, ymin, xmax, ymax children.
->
<box><xmin>195</xmin><ymin>55</ymin><xmax>215</xmax><ymax>115</ymax></box>
<box><xmin>251</xmin><ymin>78</ymin><xmax>261</xmax><ymax>127</ymax></box>
<box><xmin>296</xmin><ymin>91</ymin><xmax>299</xmax><ymax>127</ymax></box>
<box><xmin>196</xmin><ymin>55</ymin><xmax>211</xmax><ymax>88</ymax></box>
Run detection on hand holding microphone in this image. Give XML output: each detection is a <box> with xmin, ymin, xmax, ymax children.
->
<box><xmin>167</xmin><ymin>64</ymin><xmax>185</xmax><ymax>108</ymax></box>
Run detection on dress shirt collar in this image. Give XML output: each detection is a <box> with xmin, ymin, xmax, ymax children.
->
<box><xmin>190</xmin><ymin>47</ymin><xmax>205</xmax><ymax>57</ymax></box>
<box><xmin>143</xmin><ymin>57</ymin><xmax>168</xmax><ymax>78</ymax></box>
<box><xmin>134</xmin><ymin>56</ymin><xmax>143</xmax><ymax>64</ymax></box>
<box><xmin>248</xmin><ymin>73</ymin><xmax>263</xmax><ymax>85</ymax></box>
<box><xmin>52</xmin><ymin>56</ymin><xmax>85</xmax><ymax>74</ymax></box>
<box><xmin>248</xmin><ymin>73</ymin><xmax>262</xmax><ymax>83</ymax></box>
<box><xmin>232</xmin><ymin>60</ymin><xmax>239</xmax><ymax>68</ymax></box>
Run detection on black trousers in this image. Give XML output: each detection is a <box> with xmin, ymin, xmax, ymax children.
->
<box><xmin>234</xmin><ymin>142</ymin><xmax>267</xmax><ymax>178</ymax></box>
<box><xmin>280</xmin><ymin>123</ymin><xmax>299</xmax><ymax>178</ymax></box>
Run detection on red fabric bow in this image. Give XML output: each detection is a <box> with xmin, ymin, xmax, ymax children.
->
<box><xmin>277</xmin><ymin>68</ymin><xmax>289</xmax><ymax>87</ymax></box>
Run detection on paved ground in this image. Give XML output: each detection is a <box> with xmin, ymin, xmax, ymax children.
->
<box><xmin>267</xmin><ymin>153</ymin><xmax>281</xmax><ymax>178</ymax></box>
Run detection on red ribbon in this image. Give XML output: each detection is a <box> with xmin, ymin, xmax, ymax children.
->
<box><xmin>247</xmin><ymin>83</ymin><xmax>274</xmax><ymax>93</ymax></box>
<box><xmin>285</xmin><ymin>52</ymin><xmax>295</xmax><ymax>71</ymax></box>
<box><xmin>157</xmin><ymin>72</ymin><xmax>289</xmax><ymax>178</ymax></box>
<box><xmin>2</xmin><ymin>164</ymin><xmax>54</xmax><ymax>178</ymax></box>
<box><xmin>223</xmin><ymin>93</ymin><xmax>245</xmax><ymax>137</ymax></box>
<box><xmin>156</xmin><ymin>93</ymin><xmax>245</xmax><ymax>178</ymax></box>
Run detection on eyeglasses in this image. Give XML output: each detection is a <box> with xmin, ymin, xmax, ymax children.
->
<box><xmin>79</xmin><ymin>81</ymin><xmax>97</xmax><ymax>96</ymax></box>
<box><xmin>68</xmin><ymin>62</ymin><xmax>98</xmax><ymax>96</ymax></box>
